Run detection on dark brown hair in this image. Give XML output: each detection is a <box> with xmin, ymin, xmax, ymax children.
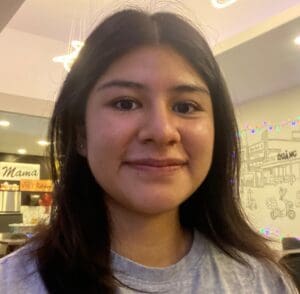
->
<box><xmin>33</xmin><ymin>9</ymin><xmax>283</xmax><ymax>293</ymax></box>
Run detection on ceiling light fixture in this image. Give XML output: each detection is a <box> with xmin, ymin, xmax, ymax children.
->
<box><xmin>0</xmin><ymin>120</ymin><xmax>10</xmax><ymax>127</ymax></box>
<box><xmin>294</xmin><ymin>35</ymin><xmax>300</xmax><ymax>46</ymax></box>
<box><xmin>37</xmin><ymin>140</ymin><xmax>50</xmax><ymax>146</ymax></box>
<box><xmin>211</xmin><ymin>0</ymin><xmax>237</xmax><ymax>9</ymax></box>
<box><xmin>17</xmin><ymin>148</ymin><xmax>27</xmax><ymax>155</ymax></box>
<box><xmin>53</xmin><ymin>40</ymin><xmax>84</xmax><ymax>72</ymax></box>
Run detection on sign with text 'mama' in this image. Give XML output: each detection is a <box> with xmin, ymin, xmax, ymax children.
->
<box><xmin>0</xmin><ymin>162</ymin><xmax>40</xmax><ymax>181</ymax></box>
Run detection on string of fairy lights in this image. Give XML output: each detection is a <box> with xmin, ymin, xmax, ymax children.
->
<box><xmin>259</xmin><ymin>227</ymin><xmax>300</xmax><ymax>241</ymax></box>
<box><xmin>237</xmin><ymin>115</ymin><xmax>300</xmax><ymax>137</ymax></box>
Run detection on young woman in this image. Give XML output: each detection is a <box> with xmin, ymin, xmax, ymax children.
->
<box><xmin>0</xmin><ymin>9</ymin><xmax>298</xmax><ymax>294</ymax></box>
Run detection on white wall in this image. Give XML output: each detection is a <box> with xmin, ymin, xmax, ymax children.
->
<box><xmin>0</xmin><ymin>28</ymin><xmax>66</xmax><ymax>101</ymax></box>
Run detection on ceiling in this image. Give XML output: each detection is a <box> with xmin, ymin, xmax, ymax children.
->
<box><xmin>0</xmin><ymin>0</ymin><xmax>299</xmax><ymax>156</ymax></box>
<box><xmin>0</xmin><ymin>111</ymin><xmax>49</xmax><ymax>157</ymax></box>
<box><xmin>216</xmin><ymin>16</ymin><xmax>300</xmax><ymax>104</ymax></box>
<box><xmin>4</xmin><ymin>0</ymin><xmax>300</xmax><ymax>45</ymax></box>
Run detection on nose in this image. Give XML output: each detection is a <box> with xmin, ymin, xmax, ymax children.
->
<box><xmin>138</xmin><ymin>103</ymin><xmax>181</xmax><ymax>146</ymax></box>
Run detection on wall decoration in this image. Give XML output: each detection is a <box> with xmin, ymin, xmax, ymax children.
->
<box><xmin>265</xmin><ymin>187</ymin><xmax>296</xmax><ymax>220</ymax></box>
<box><xmin>240</xmin><ymin>130</ymin><xmax>300</xmax><ymax>190</ymax></box>
<box><xmin>259</xmin><ymin>227</ymin><xmax>300</xmax><ymax>240</ymax></box>
<box><xmin>239</xmin><ymin>121</ymin><xmax>300</xmax><ymax>246</ymax></box>
<box><xmin>238</xmin><ymin>115</ymin><xmax>300</xmax><ymax>137</ymax></box>
<box><xmin>245</xmin><ymin>188</ymin><xmax>257</xmax><ymax>210</ymax></box>
<box><xmin>296</xmin><ymin>190</ymin><xmax>300</xmax><ymax>207</ymax></box>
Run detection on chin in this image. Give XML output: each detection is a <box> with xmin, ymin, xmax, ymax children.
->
<box><xmin>126</xmin><ymin>194</ymin><xmax>186</xmax><ymax>216</ymax></box>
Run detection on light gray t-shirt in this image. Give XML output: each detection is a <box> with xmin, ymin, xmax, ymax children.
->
<box><xmin>0</xmin><ymin>231</ymin><xmax>298</xmax><ymax>293</ymax></box>
<box><xmin>112</xmin><ymin>232</ymin><xmax>298</xmax><ymax>293</ymax></box>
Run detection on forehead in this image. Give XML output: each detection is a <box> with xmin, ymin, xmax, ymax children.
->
<box><xmin>95</xmin><ymin>45</ymin><xmax>208</xmax><ymax>89</ymax></box>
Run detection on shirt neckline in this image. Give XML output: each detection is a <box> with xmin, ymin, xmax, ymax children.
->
<box><xmin>111</xmin><ymin>230</ymin><xmax>207</xmax><ymax>284</ymax></box>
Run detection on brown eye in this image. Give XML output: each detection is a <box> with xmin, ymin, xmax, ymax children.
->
<box><xmin>114</xmin><ymin>99</ymin><xmax>139</xmax><ymax>111</ymax></box>
<box><xmin>173</xmin><ymin>102</ymin><xmax>199</xmax><ymax>114</ymax></box>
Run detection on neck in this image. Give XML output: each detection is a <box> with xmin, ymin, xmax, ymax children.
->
<box><xmin>109</xmin><ymin>205</ymin><xmax>192</xmax><ymax>267</ymax></box>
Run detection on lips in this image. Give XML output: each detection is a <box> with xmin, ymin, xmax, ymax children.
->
<box><xmin>124</xmin><ymin>158</ymin><xmax>187</xmax><ymax>170</ymax></box>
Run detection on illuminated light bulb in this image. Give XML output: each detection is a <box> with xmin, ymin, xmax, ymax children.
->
<box><xmin>53</xmin><ymin>40</ymin><xmax>84</xmax><ymax>72</ymax></box>
<box><xmin>37</xmin><ymin>140</ymin><xmax>50</xmax><ymax>146</ymax></box>
<box><xmin>258</xmin><ymin>227</ymin><xmax>300</xmax><ymax>240</ymax></box>
<box><xmin>291</xmin><ymin>121</ymin><xmax>297</xmax><ymax>127</ymax></box>
<box><xmin>17</xmin><ymin>148</ymin><xmax>27</xmax><ymax>154</ymax></box>
<box><xmin>0</xmin><ymin>120</ymin><xmax>10</xmax><ymax>127</ymax></box>
<box><xmin>294</xmin><ymin>35</ymin><xmax>300</xmax><ymax>46</ymax></box>
<box><xmin>211</xmin><ymin>0</ymin><xmax>237</xmax><ymax>9</ymax></box>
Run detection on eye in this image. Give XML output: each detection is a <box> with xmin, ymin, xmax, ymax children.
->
<box><xmin>113</xmin><ymin>98</ymin><xmax>140</xmax><ymax>111</ymax></box>
<box><xmin>173</xmin><ymin>102</ymin><xmax>200</xmax><ymax>114</ymax></box>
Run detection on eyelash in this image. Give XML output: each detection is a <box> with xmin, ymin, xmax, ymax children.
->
<box><xmin>172</xmin><ymin>102</ymin><xmax>201</xmax><ymax>114</ymax></box>
<box><xmin>112</xmin><ymin>98</ymin><xmax>140</xmax><ymax>111</ymax></box>
<box><xmin>111</xmin><ymin>97</ymin><xmax>202</xmax><ymax>114</ymax></box>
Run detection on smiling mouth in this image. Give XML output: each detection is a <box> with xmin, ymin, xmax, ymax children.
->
<box><xmin>124</xmin><ymin>158</ymin><xmax>187</xmax><ymax>173</ymax></box>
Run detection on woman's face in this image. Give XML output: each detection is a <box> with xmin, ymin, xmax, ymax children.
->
<box><xmin>83</xmin><ymin>46</ymin><xmax>214</xmax><ymax>216</ymax></box>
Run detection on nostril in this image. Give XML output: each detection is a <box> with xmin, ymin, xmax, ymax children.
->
<box><xmin>138</xmin><ymin>125</ymin><xmax>180</xmax><ymax>146</ymax></box>
<box><xmin>137</xmin><ymin>108</ymin><xmax>181</xmax><ymax>145</ymax></box>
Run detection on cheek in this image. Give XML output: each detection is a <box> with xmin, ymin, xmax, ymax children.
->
<box><xmin>85</xmin><ymin>115</ymin><xmax>138</xmax><ymax>159</ymax></box>
<box><xmin>183</xmin><ymin>122</ymin><xmax>214</xmax><ymax>186</ymax></box>
<box><xmin>183</xmin><ymin>120</ymin><xmax>214</xmax><ymax>156</ymax></box>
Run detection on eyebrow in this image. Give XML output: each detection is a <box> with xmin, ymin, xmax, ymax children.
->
<box><xmin>96</xmin><ymin>79</ymin><xmax>210</xmax><ymax>95</ymax></box>
<box><xmin>172</xmin><ymin>84</ymin><xmax>210</xmax><ymax>95</ymax></box>
<box><xmin>97</xmin><ymin>80</ymin><xmax>145</xmax><ymax>91</ymax></box>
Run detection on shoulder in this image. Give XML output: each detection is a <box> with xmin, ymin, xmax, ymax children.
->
<box><xmin>197</xmin><ymin>233</ymin><xmax>298</xmax><ymax>293</ymax></box>
<box><xmin>0</xmin><ymin>244</ymin><xmax>47</xmax><ymax>294</ymax></box>
<box><xmin>240</xmin><ymin>254</ymin><xmax>297</xmax><ymax>293</ymax></box>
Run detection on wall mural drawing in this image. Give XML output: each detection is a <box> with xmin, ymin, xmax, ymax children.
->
<box><xmin>246</xmin><ymin>188</ymin><xmax>257</xmax><ymax>210</ymax></box>
<box><xmin>239</xmin><ymin>126</ymin><xmax>300</xmax><ymax>241</ymax></box>
<box><xmin>296</xmin><ymin>190</ymin><xmax>300</xmax><ymax>208</ymax></box>
<box><xmin>240</xmin><ymin>130</ymin><xmax>300</xmax><ymax>189</ymax></box>
<box><xmin>265</xmin><ymin>187</ymin><xmax>296</xmax><ymax>220</ymax></box>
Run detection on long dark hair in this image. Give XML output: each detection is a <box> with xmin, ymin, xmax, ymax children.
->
<box><xmin>33</xmin><ymin>9</ymin><xmax>281</xmax><ymax>293</ymax></box>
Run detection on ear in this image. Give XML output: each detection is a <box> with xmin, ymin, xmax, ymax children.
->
<box><xmin>76</xmin><ymin>127</ymin><xmax>87</xmax><ymax>157</ymax></box>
